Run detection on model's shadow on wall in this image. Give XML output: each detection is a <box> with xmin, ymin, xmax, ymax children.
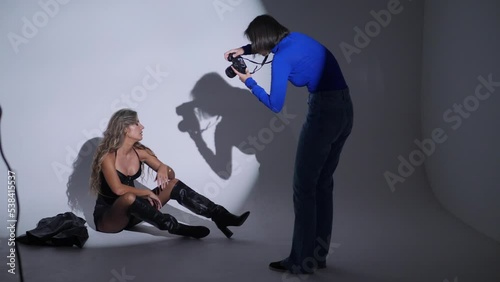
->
<box><xmin>176</xmin><ymin>72</ymin><xmax>298</xmax><ymax>236</ymax></box>
<box><xmin>66</xmin><ymin>137</ymin><xmax>101</xmax><ymax>230</ymax></box>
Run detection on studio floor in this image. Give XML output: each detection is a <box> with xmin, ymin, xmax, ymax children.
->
<box><xmin>2</xmin><ymin>189</ymin><xmax>499</xmax><ymax>282</ymax></box>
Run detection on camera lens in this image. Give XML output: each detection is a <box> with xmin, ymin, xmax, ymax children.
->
<box><xmin>225</xmin><ymin>66</ymin><xmax>236</xmax><ymax>78</ymax></box>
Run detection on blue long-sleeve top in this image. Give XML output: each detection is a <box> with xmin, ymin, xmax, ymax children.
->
<box><xmin>242</xmin><ymin>32</ymin><xmax>347</xmax><ymax>113</ymax></box>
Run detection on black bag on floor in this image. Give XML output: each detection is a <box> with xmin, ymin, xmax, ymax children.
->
<box><xmin>17</xmin><ymin>211</ymin><xmax>89</xmax><ymax>248</ymax></box>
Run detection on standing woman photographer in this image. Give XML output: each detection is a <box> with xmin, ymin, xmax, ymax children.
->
<box><xmin>224</xmin><ymin>15</ymin><xmax>353</xmax><ymax>274</ymax></box>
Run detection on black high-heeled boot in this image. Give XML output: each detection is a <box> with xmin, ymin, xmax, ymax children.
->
<box><xmin>170</xmin><ymin>180</ymin><xmax>250</xmax><ymax>238</ymax></box>
<box><xmin>128</xmin><ymin>197</ymin><xmax>210</xmax><ymax>239</ymax></box>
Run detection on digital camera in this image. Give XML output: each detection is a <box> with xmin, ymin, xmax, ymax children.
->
<box><xmin>225</xmin><ymin>53</ymin><xmax>247</xmax><ymax>78</ymax></box>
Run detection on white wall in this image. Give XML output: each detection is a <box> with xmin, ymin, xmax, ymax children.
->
<box><xmin>421</xmin><ymin>0</ymin><xmax>500</xmax><ymax>242</ymax></box>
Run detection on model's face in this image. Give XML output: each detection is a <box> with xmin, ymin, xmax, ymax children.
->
<box><xmin>126</xmin><ymin>119</ymin><xmax>144</xmax><ymax>141</ymax></box>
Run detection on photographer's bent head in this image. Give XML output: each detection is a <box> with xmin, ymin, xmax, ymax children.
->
<box><xmin>244</xmin><ymin>14</ymin><xmax>290</xmax><ymax>56</ymax></box>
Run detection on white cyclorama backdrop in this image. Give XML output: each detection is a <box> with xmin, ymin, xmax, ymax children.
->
<box><xmin>0</xmin><ymin>0</ymin><xmax>499</xmax><ymax>248</ymax></box>
<box><xmin>0</xmin><ymin>0</ymin><xmax>276</xmax><ymax>242</ymax></box>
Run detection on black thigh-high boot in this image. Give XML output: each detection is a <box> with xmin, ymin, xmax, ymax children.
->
<box><xmin>128</xmin><ymin>197</ymin><xmax>210</xmax><ymax>239</ymax></box>
<box><xmin>170</xmin><ymin>180</ymin><xmax>250</xmax><ymax>238</ymax></box>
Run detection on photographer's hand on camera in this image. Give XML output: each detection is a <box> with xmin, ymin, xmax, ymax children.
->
<box><xmin>224</xmin><ymin>47</ymin><xmax>244</xmax><ymax>60</ymax></box>
<box><xmin>231</xmin><ymin>65</ymin><xmax>251</xmax><ymax>83</ymax></box>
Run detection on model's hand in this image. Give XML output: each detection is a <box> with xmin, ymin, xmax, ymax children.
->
<box><xmin>224</xmin><ymin>47</ymin><xmax>244</xmax><ymax>60</ymax></box>
<box><xmin>232</xmin><ymin>66</ymin><xmax>252</xmax><ymax>83</ymax></box>
<box><xmin>147</xmin><ymin>193</ymin><xmax>162</xmax><ymax>210</ymax></box>
<box><xmin>155</xmin><ymin>164</ymin><xmax>169</xmax><ymax>190</ymax></box>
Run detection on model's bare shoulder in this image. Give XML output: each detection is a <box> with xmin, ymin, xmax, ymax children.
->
<box><xmin>135</xmin><ymin>146</ymin><xmax>155</xmax><ymax>162</ymax></box>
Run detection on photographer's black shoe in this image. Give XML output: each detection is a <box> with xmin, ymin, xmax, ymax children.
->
<box><xmin>269</xmin><ymin>259</ymin><xmax>316</xmax><ymax>274</ymax></box>
<box><xmin>269</xmin><ymin>261</ymin><xmax>288</xmax><ymax>272</ymax></box>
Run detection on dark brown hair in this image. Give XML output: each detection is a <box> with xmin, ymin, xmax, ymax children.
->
<box><xmin>244</xmin><ymin>14</ymin><xmax>290</xmax><ymax>54</ymax></box>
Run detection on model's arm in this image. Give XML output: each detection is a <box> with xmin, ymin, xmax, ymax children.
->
<box><xmin>137</xmin><ymin>148</ymin><xmax>175</xmax><ymax>189</ymax></box>
<box><xmin>244</xmin><ymin>55</ymin><xmax>291</xmax><ymax>113</ymax></box>
<box><xmin>101</xmin><ymin>153</ymin><xmax>155</xmax><ymax>198</ymax></box>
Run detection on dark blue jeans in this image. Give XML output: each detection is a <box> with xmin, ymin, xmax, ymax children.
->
<box><xmin>284</xmin><ymin>88</ymin><xmax>353</xmax><ymax>274</ymax></box>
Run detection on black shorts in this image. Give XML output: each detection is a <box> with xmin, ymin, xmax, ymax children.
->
<box><xmin>93</xmin><ymin>201</ymin><xmax>108</xmax><ymax>231</ymax></box>
<box><xmin>93</xmin><ymin>198</ymin><xmax>142</xmax><ymax>232</ymax></box>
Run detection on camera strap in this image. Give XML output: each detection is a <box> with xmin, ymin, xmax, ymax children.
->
<box><xmin>244</xmin><ymin>55</ymin><xmax>272</xmax><ymax>74</ymax></box>
<box><xmin>261</xmin><ymin>55</ymin><xmax>269</xmax><ymax>65</ymax></box>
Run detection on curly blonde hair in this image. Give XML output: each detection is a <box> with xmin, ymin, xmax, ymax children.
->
<box><xmin>89</xmin><ymin>109</ymin><xmax>155</xmax><ymax>194</ymax></box>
